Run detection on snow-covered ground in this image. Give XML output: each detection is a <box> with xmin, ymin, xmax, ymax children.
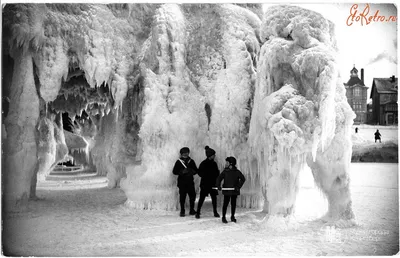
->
<box><xmin>351</xmin><ymin>125</ymin><xmax>398</xmax><ymax>144</ymax></box>
<box><xmin>3</xmin><ymin>163</ymin><xmax>398</xmax><ymax>256</ymax></box>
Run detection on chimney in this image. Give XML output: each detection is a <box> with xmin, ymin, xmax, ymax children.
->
<box><xmin>361</xmin><ymin>68</ymin><xmax>364</xmax><ymax>84</ymax></box>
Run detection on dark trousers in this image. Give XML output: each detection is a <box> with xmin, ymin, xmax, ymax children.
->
<box><xmin>222</xmin><ymin>195</ymin><xmax>237</xmax><ymax>218</ymax></box>
<box><xmin>196</xmin><ymin>190</ymin><xmax>218</xmax><ymax>214</ymax></box>
<box><xmin>179</xmin><ymin>185</ymin><xmax>196</xmax><ymax>212</ymax></box>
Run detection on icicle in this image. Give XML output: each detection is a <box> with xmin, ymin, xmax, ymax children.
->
<box><xmin>105</xmin><ymin>104</ymin><xmax>111</xmax><ymax>115</ymax></box>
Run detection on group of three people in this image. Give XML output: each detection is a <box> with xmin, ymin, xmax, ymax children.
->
<box><xmin>172</xmin><ymin>146</ymin><xmax>246</xmax><ymax>223</ymax></box>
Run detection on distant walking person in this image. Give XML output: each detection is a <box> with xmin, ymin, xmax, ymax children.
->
<box><xmin>355</xmin><ymin>127</ymin><xmax>358</xmax><ymax>133</ymax></box>
<box><xmin>374</xmin><ymin>129</ymin><xmax>382</xmax><ymax>143</ymax></box>
<box><xmin>216</xmin><ymin>157</ymin><xmax>246</xmax><ymax>224</ymax></box>
<box><xmin>196</xmin><ymin>146</ymin><xmax>220</xmax><ymax>219</ymax></box>
<box><xmin>172</xmin><ymin>147</ymin><xmax>198</xmax><ymax>217</ymax></box>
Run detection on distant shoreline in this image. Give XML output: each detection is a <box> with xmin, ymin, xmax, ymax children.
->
<box><xmin>352</xmin><ymin>142</ymin><xmax>398</xmax><ymax>163</ymax></box>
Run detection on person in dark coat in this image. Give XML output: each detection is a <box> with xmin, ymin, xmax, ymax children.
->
<box><xmin>216</xmin><ymin>156</ymin><xmax>246</xmax><ymax>223</ymax></box>
<box><xmin>374</xmin><ymin>129</ymin><xmax>381</xmax><ymax>143</ymax></box>
<box><xmin>195</xmin><ymin>146</ymin><xmax>220</xmax><ymax>219</ymax></box>
<box><xmin>172</xmin><ymin>147</ymin><xmax>198</xmax><ymax>217</ymax></box>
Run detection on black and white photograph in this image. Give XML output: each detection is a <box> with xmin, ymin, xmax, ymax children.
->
<box><xmin>1</xmin><ymin>1</ymin><xmax>398</xmax><ymax>256</ymax></box>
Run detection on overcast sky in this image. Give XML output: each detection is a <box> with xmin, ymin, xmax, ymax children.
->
<box><xmin>264</xmin><ymin>3</ymin><xmax>398</xmax><ymax>99</ymax></box>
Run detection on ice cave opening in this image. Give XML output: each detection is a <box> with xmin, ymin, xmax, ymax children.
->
<box><xmin>2</xmin><ymin>3</ymin><xmax>356</xmax><ymax>226</ymax></box>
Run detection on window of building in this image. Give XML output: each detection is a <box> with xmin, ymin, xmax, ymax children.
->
<box><xmin>354</xmin><ymin>88</ymin><xmax>361</xmax><ymax>97</ymax></box>
<box><xmin>386</xmin><ymin>104</ymin><xmax>398</xmax><ymax>112</ymax></box>
<box><xmin>353</xmin><ymin>102</ymin><xmax>362</xmax><ymax>111</ymax></box>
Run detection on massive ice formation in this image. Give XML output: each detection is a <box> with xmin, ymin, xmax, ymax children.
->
<box><xmin>2</xmin><ymin>3</ymin><xmax>355</xmax><ymax>223</ymax></box>
<box><xmin>120</xmin><ymin>4</ymin><xmax>262</xmax><ymax>209</ymax></box>
<box><xmin>248</xmin><ymin>5</ymin><xmax>355</xmax><ymax>221</ymax></box>
<box><xmin>2</xmin><ymin>3</ymin><xmax>157</xmax><ymax>210</ymax></box>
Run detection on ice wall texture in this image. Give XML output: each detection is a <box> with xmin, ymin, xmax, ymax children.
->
<box><xmin>3</xmin><ymin>49</ymin><xmax>40</xmax><ymax>210</ymax></box>
<box><xmin>248</xmin><ymin>5</ymin><xmax>356</xmax><ymax>223</ymax></box>
<box><xmin>2</xmin><ymin>4</ymin><xmax>157</xmax><ymax>210</ymax></box>
<box><xmin>3</xmin><ymin>3</ymin><xmax>355</xmax><ymax>223</ymax></box>
<box><xmin>120</xmin><ymin>4</ymin><xmax>262</xmax><ymax>210</ymax></box>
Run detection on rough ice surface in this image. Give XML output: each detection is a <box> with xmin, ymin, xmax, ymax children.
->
<box><xmin>2</xmin><ymin>3</ymin><xmax>356</xmax><ymax>225</ymax></box>
<box><xmin>37</xmin><ymin>115</ymin><xmax>68</xmax><ymax>180</ymax></box>
<box><xmin>3</xmin><ymin>49</ymin><xmax>40</xmax><ymax>208</ymax></box>
<box><xmin>248</xmin><ymin>5</ymin><xmax>355</xmax><ymax>223</ymax></box>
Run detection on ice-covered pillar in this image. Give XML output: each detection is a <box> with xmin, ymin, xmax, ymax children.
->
<box><xmin>249</xmin><ymin>5</ymin><xmax>356</xmax><ymax>223</ymax></box>
<box><xmin>121</xmin><ymin>4</ymin><xmax>208</xmax><ymax>210</ymax></box>
<box><xmin>36</xmin><ymin>113</ymin><xmax>68</xmax><ymax>180</ymax></box>
<box><xmin>306</xmin><ymin>87</ymin><xmax>355</xmax><ymax>223</ymax></box>
<box><xmin>3</xmin><ymin>49</ymin><xmax>40</xmax><ymax>211</ymax></box>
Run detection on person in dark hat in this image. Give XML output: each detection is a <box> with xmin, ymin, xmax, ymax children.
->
<box><xmin>195</xmin><ymin>146</ymin><xmax>220</xmax><ymax>219</ymax></box>
<box><xmin>172</xmin><ymin>147</ymin><xmax>198</xmax><ymax>217</ymax></box>
<box><xmin>216</xmin><ymin>156</ymin><xmax>246</xmax><ymax>223</ymax></box>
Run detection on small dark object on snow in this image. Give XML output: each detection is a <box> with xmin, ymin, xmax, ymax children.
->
<box><xmin>374</xmin><ymin>129</ymin><xmax>382</xmax><ymax>143</ymax></box>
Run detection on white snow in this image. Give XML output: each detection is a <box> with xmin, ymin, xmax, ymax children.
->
<box><xmin>3</xmin><ymin>163</ymin><xmax>398</xmax><ymax>256</ymax></box>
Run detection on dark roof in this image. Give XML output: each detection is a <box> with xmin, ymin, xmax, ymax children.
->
<box><xmin>373</xmin><ymin>78</ymin><xmax>398</xmax><ymax>93</ymax></box>
<box><xmin>344</xmin><ymin>76</ymin><xmax>366</xmax><ymax>87</ymax></box>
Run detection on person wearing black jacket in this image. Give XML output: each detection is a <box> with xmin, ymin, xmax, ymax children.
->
<box><xmin>195</xmin><ymin>146</ymin><xmax>220</xmax><ymax>219</ymax></box>
<box><xmin>216</xmin><ymin>156</ymin><xmax>246</xmax><ymax>223</ymax></box>
<box><xmin>172</xmin><ymin>147</ymin><xmax>198</xmax><ymax>217</ymax></box>
<box><xmin>374</xmin><ymin>129</ymin><xmax>382</xmax><ymax>143</ymax></box>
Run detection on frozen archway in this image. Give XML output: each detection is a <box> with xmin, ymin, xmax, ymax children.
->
<box><xmin>246</xmin><ymin>5</ymin><xmax>356</xmax><ymax>225</ymax></box>
<box><xmin>2</xmin><ymin>3</ymin><xmax>356</xmax><ymax>226</ymax></box>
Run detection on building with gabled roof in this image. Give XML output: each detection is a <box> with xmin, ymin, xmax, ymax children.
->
<box><xmin>344</xmin><ymin>66</ymin><xmax>369</xmax><ymax>124</ymax></box>
<box><xmin>370</xmin><ymin>75</ymin><xmax>398</xmax><ymax>125</ymax></box>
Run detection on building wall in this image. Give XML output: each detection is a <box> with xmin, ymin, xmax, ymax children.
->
<box><xmin>371</xmin><ymin>90</ymin><xmax>398</xmax><ymax>125</ymax></box>
<box><xmin>380</xmin><ymin>93</ymin><xmax>398</xmax><ymax>103</ymax></box>
<box><xmin>372</xmin><ymin>86</ymin><xmax>380</xmax><ymax>124</ymax></box>
<box><xmin>380</xmin><ymin>103</ymin><xmax>398</xmax><ymax>125</ymax></box>
<box><xmin>346</xmin><ymin>86</ymin><xmax>368</xmax><ymax>124</ymax></box>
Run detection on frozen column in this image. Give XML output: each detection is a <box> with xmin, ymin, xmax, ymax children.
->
<box><xmin>251</xmin><ymin>5</ymin><xmax>356</xmax><ymax>223</ymax></box>
<box><xmin>306</xmin><ymin>100</ymin><xmax>355</xmax><ymax>222</ymax></box>
<box><xmin>4</xmin><ymin>49</ymin><xmax>40</xmax><ymax>211</ymax></box>
<box><xmin>265</xmin><ymin>148</ymin><xmax>303</xmax><ymax>215</ymax></box>
<box><xmin>121</xmin><ymin>4</ymin><xmax>207</xmax><ymax>210</ymax></box>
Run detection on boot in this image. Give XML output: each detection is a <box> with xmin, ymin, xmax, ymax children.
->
<box><xmin>189</xmin><ymin>209</ymin><xmax>196</xmax><ymax>215</ymax></box>
<box><xmin>222</xmin><ymin>217</ymin><xmax>228</xmax><ymax>224</ymax></box>
<box><xmin>213</xmin><ymin>211</ymin><xmax>220</xmax><ymax>218</ymax></box>
<box><xmin>180</xmin><ymin>210</ymin><xmax>185</xmax><ymax>217</ymax></box>
<box><xmin>231</xmin><ymin>216</ymin><xmax>237</xmax><ymax>223</ymax></box>
<box><xmin>195</xmin><ymin>213</ymin><xmax>200</xmax><ymax>219</ymax></box>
